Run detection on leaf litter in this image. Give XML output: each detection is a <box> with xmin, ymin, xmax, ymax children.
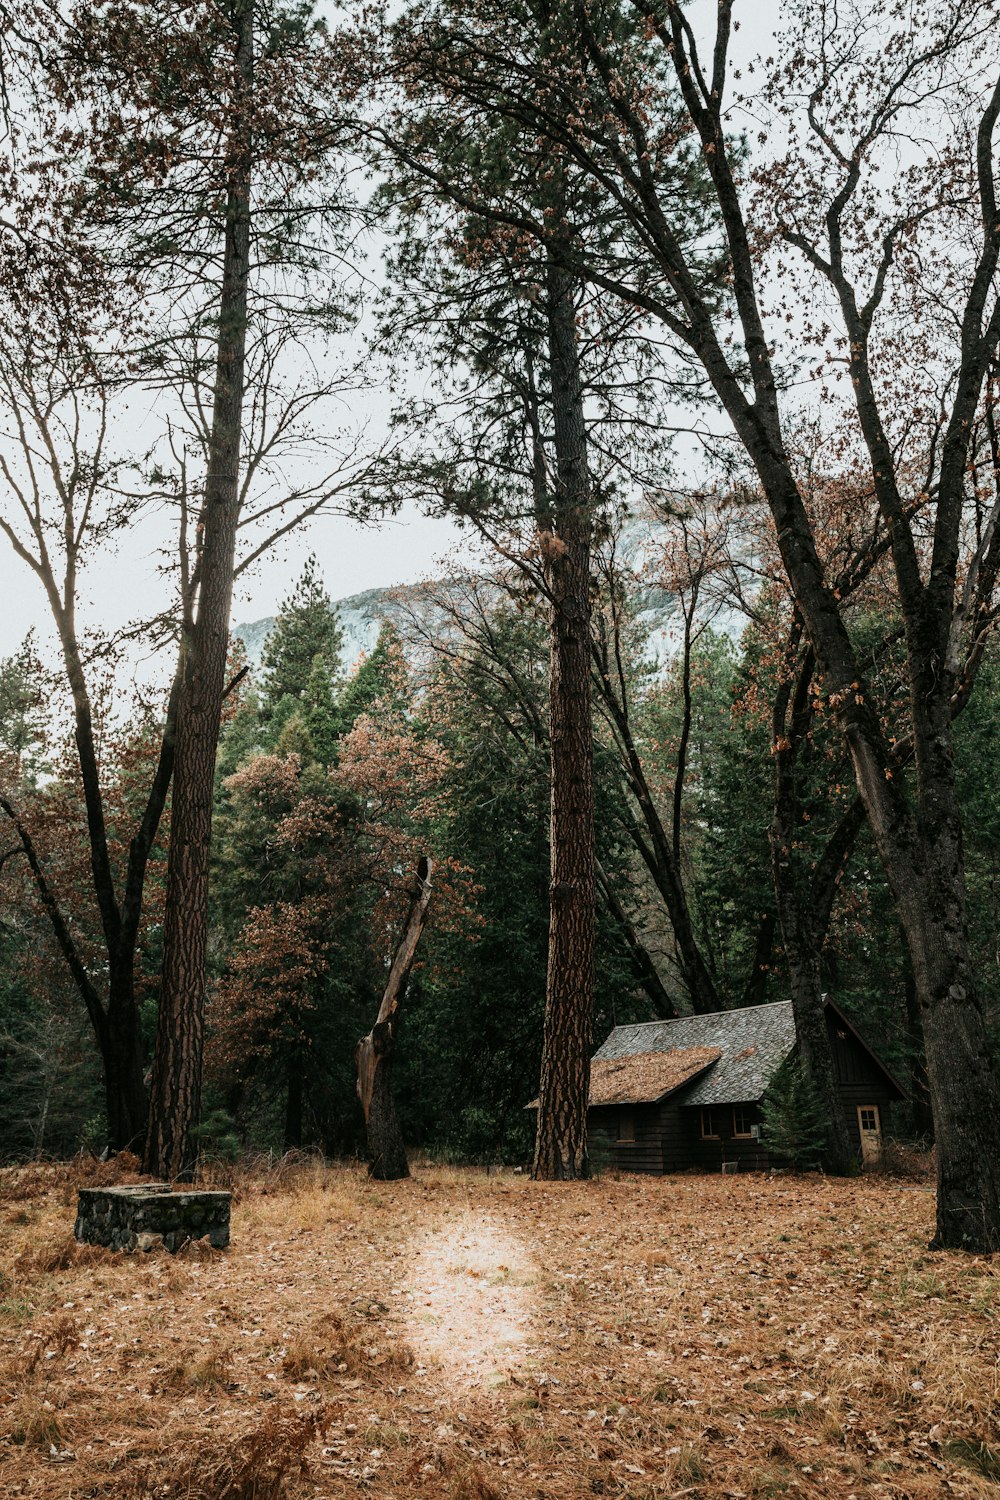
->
<box><xmin>1</xmin><ymin>1158</ymin><xmax>998</xmax><ymax>1498</ymax></box>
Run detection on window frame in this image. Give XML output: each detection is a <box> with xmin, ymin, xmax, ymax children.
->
<box><xmin>731</xmin><ymin>1105</ymin><xmax>754</xmax><ymax>1139</ymax></box>
<box><xmin>617</xmin><ymin>1109</ymin><xmax>636</xmax><ymax>1144</ymax></box>
<box><xmin>700</xmin><ymin>1106</ymin><xmax>721</xmax><ymax>1140</ymax></box>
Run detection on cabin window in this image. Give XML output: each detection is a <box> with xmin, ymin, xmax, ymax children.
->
<box><xmin>617</xmin><ymin>1110</ymin><xmax>636</xmax><ymax>1143</ymax></box>
<box><xmin>700</xmin><ymin>1106</ymin><xmax>721</xmax><ymax>1139</ymax></box>
<box><xmin>859</xmin><ymin>1106</ymin><xmax>879</xmax><ymax>1133</ymax></box>
<box><xmin>732</xmin><ymin>1105</ymin><xmax>753</xmax><ymax>1138</ymax></box>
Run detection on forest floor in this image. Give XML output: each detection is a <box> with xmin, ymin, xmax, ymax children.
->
<box><xmin>1</xmin><ymin>1158</ymin><xmax>998</xmax><ymax>1500</ymax></box>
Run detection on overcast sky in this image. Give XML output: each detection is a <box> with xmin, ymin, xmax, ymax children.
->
<box><xmin>0</xmin><ymin>0</ymin><xmax>783</xmax><ymax>663</ymax></box>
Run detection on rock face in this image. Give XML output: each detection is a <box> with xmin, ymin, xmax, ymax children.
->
<box><xmin>74</xmin><ymin>1184</ymin><xmax>231</xmax><ymax>1252</ymax></box>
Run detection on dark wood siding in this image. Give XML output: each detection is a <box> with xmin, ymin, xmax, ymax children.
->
<box><xmin>657</xmin><ymin>1099</ymin><xmax>686</xmax><ymax>1171</ymax></box>
<box><xmin>837</xmin><ymin>1083</ymin><xmax>892</xmax><ymax>1156</ymax></box>
<box><xmin>681</xmin><ymin>1102</ymin><xmax>771</xmax><ymax>1173</ymax></box>
<box><xmin>588</xmin><ymin>1103</ymin><xmax>664</xmax><ymax>1174</ymax></box>
<box><xmin>826</xmin><ymin>1010</ymin><xmax>893</xmax><ymax>1155</ymax></box>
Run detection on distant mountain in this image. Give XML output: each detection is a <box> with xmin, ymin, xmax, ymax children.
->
<box><xmin>235</xmin><ymin>581</ymin><xmax>444</xmax><ymax>677</ymax></box>
<box><xmin>234</xmin><ymin>522</ymin><xmax>750</xmax><ymax>678</ymax></box>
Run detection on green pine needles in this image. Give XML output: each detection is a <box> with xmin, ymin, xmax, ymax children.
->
<box><xmin>760</xmin><ymin>1057</ymin><xmax>830</xmax><ymax>1172</ymax></box>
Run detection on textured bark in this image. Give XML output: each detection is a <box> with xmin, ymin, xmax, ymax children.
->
<box><xmin>145</xmin><ymin>0</ymin><xmax>253</xmax><ymax>1180</ymax></box>
<box><xmin>356</xmin><ymin>858</ymin><xmax>433</xmax><ymax>1181</ymax></box>
<box><xmin>902</xmin><ymin>948</ymin><xmax>934</xmax><ymax>1140</ymax></box>
<box><xmin>358</xmin><ymin>1028</ymin><xmax>409</xmax><ymax>1181</ymax></box>
<box><xmin>885</xmin><ymin>724</ymin><xmax>1000</xmax><ymax>1249</ymax></box>
<box><xmin>531</xmin><ymin>258</ymin><xmax>595</xmax><ymax>1182</ymax></box>
<box><xmin>769</xmin><ymin>645</ymin><xmax>857</xmax><ymax>1176</ymax></box>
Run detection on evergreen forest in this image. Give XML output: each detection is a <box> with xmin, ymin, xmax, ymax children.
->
<box><xmin>3</xmin><ymin>0</ymin><xmax>1000</xmax><ymax>1260</ymax></box>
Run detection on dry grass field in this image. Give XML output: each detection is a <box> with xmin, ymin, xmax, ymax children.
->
<box><xmin>1</xmin><ymin>1157</ymin><xmax>998</xmax><ymax>1499</ymax></box>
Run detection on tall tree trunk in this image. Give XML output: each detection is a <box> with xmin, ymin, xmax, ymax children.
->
<box><xmin>145</xmin><ymin>0</ymin><xmax>253</xmax><ymax>1180</ymax></box>
<box><xmin>532</xmin><ymin>258</ymin><xmax>595</xmax><ymax>1181</ymax></box>
<box><xmin>818</xmin><ymin>651</ymin><xmax>1000</xmax><ymax>1244</ymax></box>
<box><xmin>104</xmin><ymin>967</ymin><xmax>149</xmax><ymax>1154</ymax></box>
<box><xmin>745</xmin><ymin>469</ymin><xmax>1000</xmax><ymax>1243</ymax></box>
<box><xmin>769</xmin><ymin>642</ymin><xmax>855</xmax><ymax>1176</ymax></box>
<box><xmin>879</xmin><ymin>698</ymin><xmax>1000</xmax><ymax>1246</ymax></box>
<box><xmin>901</xmin><ymin>940</ymin><xmax>934</xmax><ymax>1140</ymax></box>
<box><xmin>356</xmin><ymin>858</ymin><xmax>433</xmax><ymax>1181</ymax></box>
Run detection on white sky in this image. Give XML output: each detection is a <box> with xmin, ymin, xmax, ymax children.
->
<box><xmin>0</xmin><ymin>0</ymin><xmax>783</xmax><ymax>663</ymax></box>
<box><xmin>0</xmin><ymin>501</ymin><xmax>469</xmax><ymax>654</ymax></box>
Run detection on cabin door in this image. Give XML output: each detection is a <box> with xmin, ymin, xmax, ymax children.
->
<box><xmin>857</xmin><ymin>1105</ymin><xmax>882</xmax><ymax>1166</ymax></box>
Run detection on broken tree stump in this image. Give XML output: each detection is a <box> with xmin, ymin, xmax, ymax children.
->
<box><xmin>356</xmin><ymin>856</ymin><xmax>434</xmax><ymax>1181</ymax></box>
<box><xmin>74</xmin><ymin>1184</ymin><xmax>231</xmax><ymax>1252</ymax></box>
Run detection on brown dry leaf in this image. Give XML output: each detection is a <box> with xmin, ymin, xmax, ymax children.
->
<box><xmin>0</xmin><ymin>1160</ymin><xmax>997</xmax><ymax>1499</ymax></box>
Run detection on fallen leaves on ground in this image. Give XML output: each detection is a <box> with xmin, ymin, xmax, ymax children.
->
<box><xmin>0</xmin><ymin>1158</ymin><xmax>997</xmax><ymax>1498</ymax></box>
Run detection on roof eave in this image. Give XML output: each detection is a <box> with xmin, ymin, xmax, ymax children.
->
<box><xmin>584</xmin><ymin>1054</ymin><xmax>723</xmax><ymax>1109</ymax></box>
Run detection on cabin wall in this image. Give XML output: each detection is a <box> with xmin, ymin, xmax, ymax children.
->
<box><xmin>681</xmin><ymin>1103</ymin><xmax>771</xmax><ymax>1173</ymax></box>
<box><xmin>826</xmin><ymin>1012</ymin><xmax>893</xmax><ymax>1155</ymax></box>
<box><xmin>588</xmin><ymin>1104</ymin><xmax>664</xmax><ymax>1174</ymax></box>
<box><xmin>589</xmin><ymin>1101</ymin><xmax>772</xmax><ymax>1174</ymax></box>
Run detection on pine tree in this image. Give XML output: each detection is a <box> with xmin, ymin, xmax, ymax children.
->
<box><xmin>302</xmin><ymin>655</ymin><xmax>341</xmax><ymax>767</ymax></box>
<box><xmin>336</xmin><ymin>623</ymin><xmax>408</xmax><ymax>734</ymax></box>
<box><xmin>760</xmin><ymin>1058</ymin><xmax>831</xmax><ymax>1172</ymax></box>
<box><xmin>260</xmin><ymin>559</ymin><xmax>345</xmax><ymax>723</ymax></box>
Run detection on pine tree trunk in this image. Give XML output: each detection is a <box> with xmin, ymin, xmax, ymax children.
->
<box><xmin>145</xmin><ymin>0</ymin><xmax>253</xmax><ymax>1181</ymax></box>
<box><xmin>532</xmin><ymin>258</ymin><xmax>595</xmax><ymax>1182</ymax></box>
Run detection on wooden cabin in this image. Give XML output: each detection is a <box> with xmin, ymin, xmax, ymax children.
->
<box><xmin>580</xmin><ymin>998</ymin><xmax>906</xmax><ymax>1174</ymax></box>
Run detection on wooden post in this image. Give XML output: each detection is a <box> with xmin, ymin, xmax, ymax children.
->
<box><xmin>356</xmin><ymin>857</ymin><xmax>433</xmax><ymax>1180</ymax></box>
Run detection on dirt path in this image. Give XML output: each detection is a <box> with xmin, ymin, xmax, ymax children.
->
<box><xmin>402</xmin><ymin>1209</ymin><xmax>539</xmax><ymax>1392</ymax></box>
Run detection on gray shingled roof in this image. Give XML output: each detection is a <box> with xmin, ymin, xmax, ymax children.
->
<box><xmin>592</xmin><ymin>1001</ymin><xmax>798</xmax><ymax>1106</ymax></box>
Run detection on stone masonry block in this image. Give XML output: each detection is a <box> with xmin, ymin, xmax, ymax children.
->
<box><xmin>74</xmin><ymin>1184</ymin><xmax>231</xmax><ymax>1252</ymax></box>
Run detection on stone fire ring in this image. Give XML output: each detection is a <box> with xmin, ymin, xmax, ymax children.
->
<box><xmin>75</xmin><ymin>1184</ymin><xmax>231</xmax><ymax>1253</ymax></box>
